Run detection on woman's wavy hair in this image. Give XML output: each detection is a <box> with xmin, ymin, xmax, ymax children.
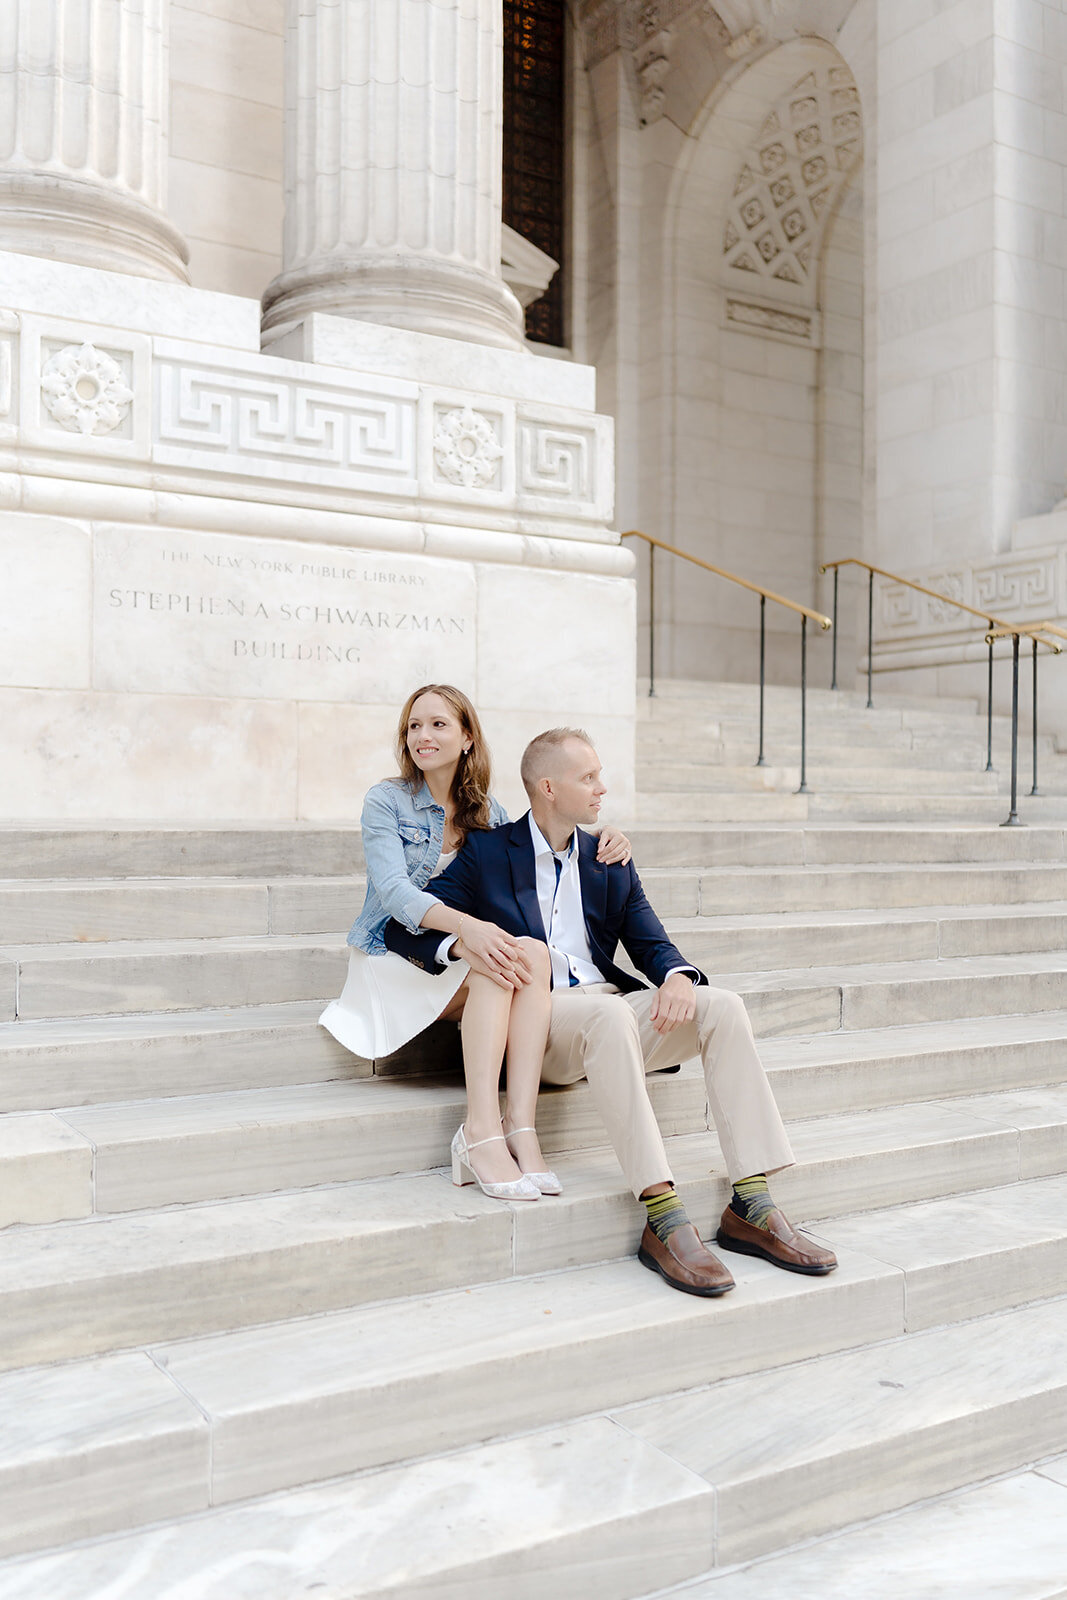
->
<box><xmin>395</xmin><ymin>684</ymin><xmax>493</xmax><ymax>844</ymax></box>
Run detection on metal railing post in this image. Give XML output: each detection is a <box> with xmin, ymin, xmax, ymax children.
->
<box><xmin>1030</xmin><ymin>635</ymin><xmax>1040</xmax><ymax>796</ymax></box>
<box><xmin>1001</xmin><ymin>631</ymin><xmax>1021</xmax><ymax>827</ymax></box>
<box><xmin>756</xmin><ymin>594</ymin><xmax>766</xmax><ymax>767</ymax></box>
<box><xmin>797</xmin><ymin>612</ymin><xmax>809</xmax><ymax>794</ymax></box>
<box><xmin>830</xmin><ymin>567</ymin><xmax>839</xmax><ymax>691</ymax></box>
<box><xmin>865</xmin><ymin>567</ymin><xmax>874</xmax><ymax>709</ymax></box>
<box><xmin>986</xmin><ymin>625</ymin><xmax>994</xmax><ymax>771</ymax></box>
<box><xmin>648</xmin><ymin>541</ymin><xmax>655</xmax><ymax>698</ymax></box>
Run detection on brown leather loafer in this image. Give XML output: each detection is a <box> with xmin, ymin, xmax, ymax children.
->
<box><xmin>638</xmin><ymin>1222</ymin><xmax>736</xmax><ymax>1297</ymax></box>
<box><xmin>716</xmin><ymin>1205</ymin><xmax>837</xmax><ymax>1275</ymax></box>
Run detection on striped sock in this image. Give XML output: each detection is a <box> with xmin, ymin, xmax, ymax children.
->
<box><xmin>731</xmin><ymin>1174</ymin><xmax>776</xmax><ymax>1231</ymax></box>
<box><xmin>642</xmin><ymin>1187</ymin><xmax>691</xmax><ymax>1243</ymax></box>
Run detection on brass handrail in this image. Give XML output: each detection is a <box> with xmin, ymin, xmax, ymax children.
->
<box><xmin>628</xmin><ymin>530</ymin><xmax>832</xmax><ymax>629</ymax></box>
<box><xmin>821</xmin><ymin>555</ymin><xmax>1065</xmax><ymax>825</ymax></box>
<box><xmin>820</xmin><ymin>556</ymin><xmax>1055</xmax><ymax>639</ymax></box>
<box><xmin>622</xmin><ymin>528</ymin><xmax>832</xmax><ymax>791</ymax></box>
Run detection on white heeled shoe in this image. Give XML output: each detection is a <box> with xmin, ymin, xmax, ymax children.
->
<box><xmin>451</xmin><ymin>1125</ymin><xmax>541</xmax><ymax>1201</ymax></box>
<box><xmin>504</xmin><ymin>1125</ymin><xmax>562</xmax><ymax>1196</ymax></box>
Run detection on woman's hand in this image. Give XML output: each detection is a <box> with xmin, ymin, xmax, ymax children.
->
<box><xmin>596</xmin><ymin>826</ymin><xmax>632</xmax><ymax>866</ymax></box>
<box><xmin>457</xmin><ymin>918</ymin><xmax>535</xmax><ymax>989</ymax></box>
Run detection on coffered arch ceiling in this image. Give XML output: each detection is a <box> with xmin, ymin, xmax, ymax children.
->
<box><xmin>721</xmin><ymin>61</ymin><xmax>862</xmax><ymax>306</ymax></box>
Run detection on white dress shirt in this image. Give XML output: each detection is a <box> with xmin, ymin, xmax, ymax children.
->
<box><xmin>528</xmin><ymin>814</ymin><xmax>605</xmax><ymax>988</ymax></box>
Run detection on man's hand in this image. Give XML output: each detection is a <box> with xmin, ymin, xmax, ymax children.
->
<box><xmin>456</xmin><ymin>919</ymin><xmax>533</xmax><ymax>990</ymax></box>
<box><xmin>595</xmin><ymin>826</ymin><xmax>632</xmax><ymax>866</ymax></box>
<box><xmin>649</xmin><ymin>971</ymin><xmax>696</xmax><ymax>1034</ymax></box>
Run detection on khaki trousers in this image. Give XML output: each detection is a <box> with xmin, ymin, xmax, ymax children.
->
<box><xmin>539</xmin><ymin>982</ymin><xmax>795</xmax><ymax>1198</ymax></box>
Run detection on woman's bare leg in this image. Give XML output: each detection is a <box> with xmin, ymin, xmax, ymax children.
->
<box><xmin>501</xmin><ymin>938</ymin><xmax>552</xmax><ymax>1173</ymax></box>
<box><xmin>457</xmin><ymin>971</ymin><xmax>525</xmax><ymax>1185</ymax></box>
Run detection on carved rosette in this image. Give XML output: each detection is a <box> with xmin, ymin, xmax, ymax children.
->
<box><xmin>432</xmin><ymin>407</ymin><xmax>504</xmax><ymax>489</ymax></box>
<box><xmin>40</xmin><ymin>343</ymin><xmax>134</xmax><ymax>436</ymax></box>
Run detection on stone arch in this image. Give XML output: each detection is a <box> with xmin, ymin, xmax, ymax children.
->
<box><xmin>646</xmin><ymin>29</ymin><xmax>870</xmax><ymax>688</ymax></box>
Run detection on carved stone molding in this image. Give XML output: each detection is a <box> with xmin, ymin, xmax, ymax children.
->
<box><xmin>725</xmin><ymin>296</ymin><xmax>816</xmax><ymax>344</ymax></box>
<box><xmin>432</xmin><ymin>407</ymin><xmax>505</xmax><ymax>490</ymax></box>
<box><xmin>722</xmin><ymin>63</ymin><xmax>862</xmax><ymax>303</ymax></box>
<box><xmin>40</xmin><ymin>343</ymin><xmax>135</xmax><ymax>437</ymax></box>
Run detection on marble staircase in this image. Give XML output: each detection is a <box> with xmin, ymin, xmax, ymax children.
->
<box><xmin>1</xmin><ymin>682</ymin><xmax>1066</xmax><ymax>1597</ymax></box>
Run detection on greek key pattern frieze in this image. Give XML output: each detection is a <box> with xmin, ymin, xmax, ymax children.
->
<box><xmin>519</xmin><ymin>421</ymin><xmax>596</xmax><ymax>503</ymax></box>
<box><xmin>877</xmin><ymin>556</ymin><xmax>1062</xmax><ymax>640</ymax></box>
<box><xmin>155</xmin><ymin>362</ymin><xmax>418</xmax><ymax>483</ymax></box>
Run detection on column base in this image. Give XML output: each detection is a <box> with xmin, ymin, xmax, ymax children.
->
<box><xmin>0</xmin><ymin>174</ymin><xmax>190</xmax><ymax>284</ymax></box>
<box><xmin>261</xmin><ymin>254</ymin><xmax>526</xmax><ymax>351</ymax></box>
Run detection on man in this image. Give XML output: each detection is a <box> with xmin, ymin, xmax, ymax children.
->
<box><xmin>386</xmin><ymin>727</ymin><xmax>836</xmax><ymax>1296</ymax></box>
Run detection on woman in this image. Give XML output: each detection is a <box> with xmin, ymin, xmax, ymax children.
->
<box><xmin>320</xmin><ymin>684</ymin><xmax>631</xmax><ymax>1202</ymax></box>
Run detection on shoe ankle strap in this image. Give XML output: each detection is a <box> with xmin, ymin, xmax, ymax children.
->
<box><xmin>466</xmin><ymin>1132</ymin><xmax>506</xmax><ymax>1151</ymax></box>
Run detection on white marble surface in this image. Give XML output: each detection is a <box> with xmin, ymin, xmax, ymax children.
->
<box><xmin>0</xmin><ymin>1351</ymin><xmax>208</xmax><ymax>1558</ymax></box>
<box><xmin>621</xmin><ymin>1292</ymin><xmax>1067</xmax><ymax>1563</ymax></box>
<box><xmin>0</xmin><ymin>687</ymin><xmax>300</xmax><ymax>820</ymax></box>
<box><xmin>0</xmin><ymin>1174</ymin><xmax>513</xmax><ymax>1369</ymax></box>
<box><xmin>0</xmin><ymin>516</ymin><xmax>91</xmax><ymax>690</ymax></box>
<box><xmin>0</xmin><ymin>1418</ymin><xmax>712</xmax><ymax>1600</ymax></box>
<box><xmin>276</xmin><ymin>312</ymin><xmax>596</xmax><ymax>410</ymax></box>
<box><xmin>14</xmin><ymin>934</ymin><xmax>346</xmax><ymax>1024</ymax></box>
<box><xmin>0</xmin><ymin>1113</ymin><xmax>93</xmax><ymax>1228</ymax></box>
<box><xmin>0</xmin><ymin>254</ymin><xmax>260</xmax><ymax>348</ymax></box>
<box><xmin>0</xmin><ymin>999</ymin><xmax>357</xmax><ymax>1113</ymax></box>
<box><xmin>676</xmin><ymin>1469</ymin><xmax>1067</xmax><ymax>1598</ymax></box>
<box><xmin>814</xmin><ymin>1174</ymin><xmax>1067</xmax><ymax>1329</ymax></box>
<box><xmin>152</xmin><ymin>1251</ymin><xmax>899</xmax><ymax>1504</ymax></box>
<box><xmin>92</xmin><ymin>524</ymin><xmax>476</xmax><ymax>704</ymax></box>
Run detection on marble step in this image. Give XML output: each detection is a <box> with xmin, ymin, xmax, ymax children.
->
<box><xmin>0</xmin><ymin>876</ymin><xmax>366</xmax><ymax>944</ymax></box>
<box><xmin>10</xmin><ymin>855</ymin><xmax>1067</xmax><ymax>951</ymax></box>
<box><xmin>643</xmin><ymin>763</ymin><xmax>1000</xmax><ymax>795</ymax></box>
<box><xmin>628</xmin><ymin>823</ymin><xmax>1067</xmax><ymax>869</ymax></box>
<box><xmin>618</xmin><ymin>1292</ymin><xmax>1067</xmax><ymax>1566</ymax></box>
<box><xmin>2</xmin><ymin>1096</ymin><xmax>1065</xmax><ymax>1368</ymax></box>
<box><xmin>637</xmin><ymin>680</ymin><xmax>984</xmax><ymax>716</ymax></box>
<box><xmin>644</xmin><ymin>861</ymin><xmax>1067</xmax><ymax>918</ymax></box>
<box><xmin>1</xmin><ymin>933</ymin><xmax>349</xmax><ymax>1021</ymax></box>
<box><xmin>759</xmin><ymin>1011</ymin><xmax>1067</xmax><ymax>1117</ymax></box>
<box><xmin>638</xmin><ymin>789</ymin><xmax>1067</xmax><ymax>824</ymax></box>
<box><xmin>665</xmin><ymin>1463</ymin><xmax>1067</xmax><ymax>1600</ymax></box>
<box><xmin>10</xmin><ymin>896</ymin><xmax>1067</xmax><ymax>1023</ymax></box>
<box><xmin>0</xmin><ymin>1417</ymin><xmax>715</xmax><ymax>1600</ymax></box>
<box><xmin>0</xmin><ymin>1247</ymin><xmax>905</xmax><ymax>1558</ymax></box>
<box><xmin>3</xmin><ymin>822</ymin><xmax>1065</xmax><ymax>881</ymax></box>
<box><xmin>3</xmin><ymin>1063</ymin><xmax>1063</xmax><ymax>1221</ymax></box>
<box><xmin>0</xmin><ymin>825</ymin><xmax>365</xmax><ymax>880</ymax></box>
<box><xmin>0</xmin><ymin>1002</ymin><xmax>360</xmax><ymax>1112</ymax></box>
<box><xmin>4</xmin><ymin>932</ymin><xmax>1066</xmax><ymax>1041</ymax></box>
<box><xmin>3</xmin><ymin>996</ymin><xmax>1064</xmax><ymax>1122</ymax></box>
<box><xmin>724</xmin><ymin>950</ymin><xmax>1067</xmax><ymax>1034</ymax></box>
<box><xmin>675</xmin><ymin>902</ymin><xmax>1067</xmax><ymax>971</ymax></box>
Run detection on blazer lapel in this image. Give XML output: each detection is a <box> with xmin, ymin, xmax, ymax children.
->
<box><xmin>508</xmin><ymin>815</ymin><xmax>547</xmax><ymax>940</ymax></box>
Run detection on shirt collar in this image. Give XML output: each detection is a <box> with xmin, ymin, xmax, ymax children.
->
<box><xmin>411</xmin><ymin>780</ymin><xmax>441</xmax><ymax>812</ymax></box>
<box><xmin>528</xmin><ymin>812</ymin><xmax>576</xmax><ymax>862</ymax></box>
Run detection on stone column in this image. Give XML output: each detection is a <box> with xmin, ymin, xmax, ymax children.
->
<box><xmin>875</xmin><ymin>0</ymin><xmax>1067</xmax><ymax>567</ymax></box>
<box><xmin>0</xmin><ymin>0</ymin><xmax>188</xmax><ymax>282</ymax></box>
<box><xmin>262</xmin><ymin>0</ymin><xmax>524</xmax><ymax>349</ymax></box>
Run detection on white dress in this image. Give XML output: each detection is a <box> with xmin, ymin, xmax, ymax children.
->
<box><xmin>318</xmin><ymin>850</ymin><xmax>469</xmax><ymax>1059</ymax></box>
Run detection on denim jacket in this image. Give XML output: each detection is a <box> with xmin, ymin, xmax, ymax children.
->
<box><xmin>347</xmin><ymin>777</ymin><xmax>509</xmax><ymax>953</ymax></box>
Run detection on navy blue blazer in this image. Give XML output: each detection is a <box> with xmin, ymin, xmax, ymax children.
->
<box><xmin>383</xmin><ymin>812</ymin><xmax>706</xmax><ymax>993</ymax></box>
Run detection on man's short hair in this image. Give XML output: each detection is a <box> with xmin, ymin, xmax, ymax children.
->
<box><xmin>521</xmin><ymin>727</ymin><xmax>594</xmax><ymax>797</ymax></box>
